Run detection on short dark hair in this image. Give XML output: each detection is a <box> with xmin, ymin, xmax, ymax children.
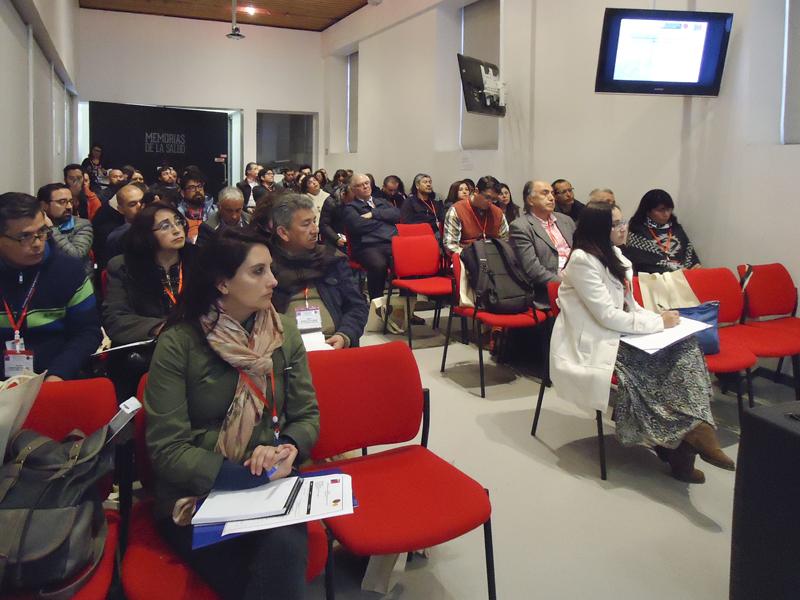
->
<box><xmin>258</xmin><ymin>167</ymin><xmax>274</xmax><ymax>179</ymax></box>
<box><xmin>36</xmin><ymin>183</ymin><xmax>70</xmax><ymax>204</ymax></box>
<box><xmin>551</xmin><ymin>178</ymin><xmax>569</xmax><ymax>189</ymax></box>
<box><xmin>0</xmin><ymin>192</ymin><xmax>41</xmax><ymax>234</ymax></box>
<box><xmin>181</xmin><ymin>167</ymin><xmax>206</xmax><ymax>188</ymax></box>
<box><xmin>121</xmin><ymin>165</ymin><xmax>137</xmax><ymax>180</ymax></box>
<box><xmin>476</xmin><ymin>176</ymin><xmax>501</xmax><ymax>195</ymax></box>
<box><xmin>63</xmin><ymin>164</ymin><xmax>83</xmax><ymax>178</ymax></box>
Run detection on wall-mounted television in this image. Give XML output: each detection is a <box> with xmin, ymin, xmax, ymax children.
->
<box><xmin>458</xmin><ymin>53</ymin><xmax>506</xmax><ymax>117</ymax></box>
<box><xmin>595</xmin><ymin>8</ymin><xmax>733</xmax><ymax>96</ymax></box>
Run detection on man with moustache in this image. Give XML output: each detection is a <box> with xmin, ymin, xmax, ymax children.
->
<box><xmin>552</xmin><ymin>178</ymin><xmax>585</xmax><ymax>221</ymax></box>
<box><xmin>177</xmin><ymin>171</ymin><xmax>217</xmax><ymax>242</ymax></box>
<box><xmin>0</xmin><ymin>192</ymin><xmax>102</xmax><ymax>381</ymax></box>
<box><xmin>442</xmin><ymin>175</ymin><xmax>509</xmax><ymax>255</ymax></box>
<box><xmin>270</xmin><ymin>194</ymin><xmax>368</xmax><ymax>349</ymax></box>
<box><xmin>37</xmin><ymin>182</ymin><xmax>94</xmax><ymax>276</ymax></box>
<box><xmin>510</xmin><ymin>179</ymin><xmax>576</xmax><ymax>307</ymax></box>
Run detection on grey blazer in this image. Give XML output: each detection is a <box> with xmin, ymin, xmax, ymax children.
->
<box><xmin>509</xmin><ymin>212</ymin><xmax>576</xmax><ymax>305</ymax></box>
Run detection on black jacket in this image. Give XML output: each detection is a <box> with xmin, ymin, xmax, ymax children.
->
<box><xmin>401</xmin><ymin>194</ymin><xmax>445</xmax><ymax>235</ymax></box>
<box><xmin>342</xmin><ymin>197</ymin><xmax>400</xmax><ymax>250</ymax></box>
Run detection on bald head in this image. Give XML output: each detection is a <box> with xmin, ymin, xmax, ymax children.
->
<box><xmin>116</xmin><ymin>184</ymin><xmax>144</xmax><ymax>223</ymax></box>
<box><xmin>589</xmin><ymin>188</ymin><xmax>616</xmax><ymax>205</ymax></box>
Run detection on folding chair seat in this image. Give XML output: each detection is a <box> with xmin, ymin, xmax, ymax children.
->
<box><xmin>440</xmin><ymin>253</ymin><xmax>547</xmax><ymax>397</ymax></box>
<box><xmin>13</xmin><ymin>379</ymin><xmax>121</xmax><ymax>600</ymax></box>
<box><xmin>396</xmin><ymin>223</ymin><xmax>435</xmax><ymax>236</ymax></box>
<box><xmin>120</xmin><ymin>376</ymin><xmax>327</xmax><ymax>600</ymax></box>
<box><xmin>305</xmin><ymin>342</ymin><xmax>496</xmax><ymax>600</ymax></box>
<box><xmin>530</xmin><ymin>281</ymin><xmax>610</xmax><ymax>479</ymax></box>
<box><xmin>384</xmin><ymin>234</ymin><xmax>453</xmax><ymax>348</ymax></box>
<box><xmin>737</xmin><ymin>263</ymin><xmax>800</xmax><ymax>398</ymax></box>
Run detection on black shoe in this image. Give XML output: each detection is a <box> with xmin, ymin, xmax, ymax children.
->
<box><xmin>410</xmin><ymin>315</ymin><xmax>425</xmax><ymax>326</ymax></box>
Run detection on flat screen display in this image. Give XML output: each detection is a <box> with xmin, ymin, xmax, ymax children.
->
<box><xmin>595</xmin><ymin>9</ymin><xmax>733</xmax><ymax>96</ymax></box>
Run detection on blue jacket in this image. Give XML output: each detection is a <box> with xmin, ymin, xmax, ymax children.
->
<box><xmin>342</xmin><ymin>197</ymin><xmax>400</xmax><ymax>251</ymax></box>
<box><xmin>0</xmin><ymin>243</ymin><xmax>102</xmax><ymax>379</ymax></box>
<box><xmin>270</xmin><ymin>246</ymin><xmax>368</xmax><ymax>347</ymax></box>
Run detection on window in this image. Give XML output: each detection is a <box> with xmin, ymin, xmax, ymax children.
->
<box><xmin>346</xmin><ymin>52</ymin><xmax>359</xmax><ymax>153</ymax></box>
<box><xmin>782</xmin><ymin>0</ymin><xmax>800</xmax><ymax>143</ymax></box>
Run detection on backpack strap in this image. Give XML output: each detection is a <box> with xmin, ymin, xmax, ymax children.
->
<box><xmin>37</xmin><ymin>517</ymin><xmax>108</xmax><ymax>600</ymax></box>
<box><xmin>472</xmin><ymin>241</ymin><xmax>490</xmax><ymax>309</ymax></box>
<box><xmin>0</xmin><ymin>436</ymin><xmax>52</xmax><ymax>503</ymax></box>
<box><xmin>0</xmin><ymin>509</ymin><xmax>30</xmax><ymax>589</ymax></box>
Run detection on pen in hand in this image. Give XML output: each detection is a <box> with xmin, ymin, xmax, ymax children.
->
<box><xmin>306</xmin><ymin>481</ymin><xmax>314</xmax><ymax>515</ymax></box>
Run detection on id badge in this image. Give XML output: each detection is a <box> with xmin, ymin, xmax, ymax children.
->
<box><xmin>295</xmin><ymin>306</ymin><xmax>323</xmax><ymax>331</ymax></box>
<box><xmin>558</xmin><ymin>254</ymin><xmax>567</xmax><ymax>272</ymax></box>
<box><xmin>4</xmin><ymin>339</ymin><xmax>34</xmax><ymax>378</ymax></box>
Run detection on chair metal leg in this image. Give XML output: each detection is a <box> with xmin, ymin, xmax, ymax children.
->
<box><xmin>382</xmin><ymin>286</ymin><xmax>394</xmax><ymax>334</ymax></box>
<box><xmin>483</xmin><ymin>518</ymin><xmax>497</xmax><ymax>600</ymax></box>
<box><xmin>746</xmin><ymin>368</ymin><xmax>754</xmax><ymax>408</ymax></box>
<box><xmin>460</xmin><ymin>316</ymin><xmax>468</xmax><ymax>344</ymax></box>
<box><xmin>440</xmin><ymin>312</ymin><xmax>454</xmax><ymax>373</ymax></box>
<box><xmin>406</xmin><ymin>296</ymin><xmax>413</xmax><ymax>349</ymax></box>
<box><xmin>531</xmin><ymin>379</ymin><xmax>546</xmax><ymax>437</ymax></box>
<box><xmin>325</xmin><ymin>528</ymin><xmax>336</xmax><ymax>600</ymax></box>
<box><xmin>476</xmin><ymin>321</ymin><xmax>486</xmax><ymax>398</ymax></box>
<box><xmin>775</xmin><ymin>357</ymin><xmax>785</xmax><ymax>383</ymax></box>
<box><xmin>596</xmin><ymin>410</ymin><xmax>607</xmax><ymax>480</ymax></box>
<box><xmin>736</xmin><ymin>372</ymin><xmax>744</xmax><ymax>421</ymax></box>
<box><xmin>792</xmin><ymin>355</ymin><xmax>800</xmax><ymax>402</ymax></box>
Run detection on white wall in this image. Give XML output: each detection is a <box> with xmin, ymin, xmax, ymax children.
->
<box><xmin>321</xmin><ymin>0</ymin><xmax>800</xmax><ymax>281</ymax></box>
<box><xmin>76</xmin><ymin>9</ymin><xmax>323</xmax><ymax>180</ymax></box>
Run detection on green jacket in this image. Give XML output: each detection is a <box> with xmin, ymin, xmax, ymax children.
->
<box><xmin>144</xmin><ymin>314</ymin><xmax>320</xmax><ymax>520</ymax></box>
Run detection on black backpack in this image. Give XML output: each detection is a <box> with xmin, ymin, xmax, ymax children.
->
<box><xmin>0</xmin><ymin>425</ymin><xmax>114</xmax><ymax>598</ymax></box>
<box><xmin>461</xmin><ymin>238</ymin><xmax>535</xmax><ymax>313</ymax></box>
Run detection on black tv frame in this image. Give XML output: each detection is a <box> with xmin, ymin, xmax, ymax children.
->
<box><xmin>595</xmin><ymin>8</ymin><xmax>733</xmax><ymax>97</ymax></box>
<box><xmin>458</xmin><ymin>53</ymin><xmax>506</xmax><ymax>117</ymax></box>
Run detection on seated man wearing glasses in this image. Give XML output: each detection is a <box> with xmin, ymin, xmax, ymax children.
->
<box><xmin>37</xmin><ymin>182</ymin><xmax>94</xmax><ymax>277</ymax></box>
<box><xmin>196</xmin><ymin>186</ymin><xmax>251</xmax><ymax>247</ymax></box>
<box><xmin>177</xmin><ymin>171</ymin><xmax>217</xmax><ymax>243</ymax></box>
<box><xmin>552</xmin><ymin>178</ymin><xmax>584</xmax><ymax>222</ymax></box>
<box><xmin>0</xmin><ymin>192</ymin><xmax>102</xmax><ymax>381</ymax></box>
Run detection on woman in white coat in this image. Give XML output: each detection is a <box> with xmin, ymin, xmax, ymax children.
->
<box><xmin>550</xmin><ymin>202</ymin><xmax>734</xmax><ymax>483</ymax></box>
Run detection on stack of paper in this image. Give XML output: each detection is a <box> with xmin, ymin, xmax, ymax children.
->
<box><xmin>620</xmin><ymin>316</ymin><xmax>711</xmax><ymax>355</ymax></box>
<box><xmin>192</xmin><ymin>476</ymin><xmax>304</xmax><ymax>526</ymax></box>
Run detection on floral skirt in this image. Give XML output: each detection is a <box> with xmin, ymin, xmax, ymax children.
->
<box><xmin>613</xmin><ymin>336</ymin><xmax>714</xmax><ymax>449</ymax></box>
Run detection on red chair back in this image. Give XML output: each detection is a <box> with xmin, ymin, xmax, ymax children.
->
<box><xmin>737</xmin><ymin>263</ymin><xmax>797</xmax><ymax>319</ymax></box>
<box><xmin>683</xmin><ymin>267</ymin><xmax>744</xmax><ymax>325</ymax></box>
<box><xmin>547</xmin><ymin>281</ymin><xmax>561</xmax><ymax>317</ymax></box>
<box><xmin>396</xmin><ymin>223</ymin><xmax>434</xmax><ymax>237</ymax></box>
<box><xmin>391</xmin><ymin>234</ymin><xmax>442</xmax><ymax>278</ymax></box>
<box><xmin>307</xmin><ymin>342</ymin><xmax>424</xmax><ymax>461</ymax></box>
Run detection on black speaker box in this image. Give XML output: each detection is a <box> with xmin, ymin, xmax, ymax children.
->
<box><xmin>730</xmin><ymin>402</ymin><xmax>800</xmax><ymax>599</ymax></box>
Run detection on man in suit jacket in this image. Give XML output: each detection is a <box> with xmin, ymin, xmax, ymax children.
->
<box><xmin>510</xmin><ymin>180</ymin><xmax>576</xmax><ymax>306</ymax></box>
<box><xmin>236</xmin><ymin>162</ymin><xmax>261</xmax><ymax>207</ymax></box>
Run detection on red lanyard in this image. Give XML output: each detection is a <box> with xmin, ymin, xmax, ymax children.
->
<box><xmin>239</xmin><ymin>370</ymin><xmax>280</xmax><ymax>440</ymax></box>
<box><xmin>467</xmin><ymin>201</ymin><xmax>488</xmax><ymax>240</ymax></box>
<box><xmin>163</xmin><ymin>264</ymin><xmax>183</xmax><ymax>306</ymax></box>
<box><xmin>647</xmin><ymin>226</ymin><xmax>673</xmax><ymax>258</ymax></box>
<box><xmin>303</xmin><ymin>287</ymin><xmax>309</xmax><ymax>308</ymax></box>
<box><xmin>3</xmin><ymin>271</ymin><xmax>40</xmax><ymax>341</ymax></box>
<box><xmin>418</xmin><ymin>196</ymin><xmax>439</xmax><ymax>226</ymax></box>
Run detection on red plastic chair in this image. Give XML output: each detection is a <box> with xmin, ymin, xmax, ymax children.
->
<box><xmin>440</xmin><ymin>252</ymin><xmax>548</xmax><ymax>397</ymax></box>
<box><xmin>683</xmin><ymin>268</ymin><xmax>778</xmax><ymax>409</ymax></box>
<box><xmin>384</xmin><ymin>235</ymin><xmax>453</xmax><ymax>348</ymax></box>
<box><xmin>304</xmin><ymin>342</ymin><xmax>496</xmax><ymax>600</ymax></box>
<box><xmin>529</xmin><ymin>282</ymin><xmax>611</xmax><ymax>479</ymax></box>
<box><xmin>396</xmin><ymin>223</ymin><xmax>435</xmax><ymax>237</ymax></box>
<box><xmin>737</xmin><ymin>263</ymin><xmax>800</xmax><ymax>397</ymax></box>
<box><xmin>13</xmin><ymin>379</ymin><xmax>120</xmax><ymax>600</ymax></box>
<box><xmin>120</xmin><ymin>376</ymin><xmax>328</xmax><ymax>600</ymax></box>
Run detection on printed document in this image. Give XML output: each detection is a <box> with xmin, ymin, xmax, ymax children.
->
<box><xmin>620</xmin><ymin>316</ymin><xmax>710</xmax><ymax>354</ymax></box>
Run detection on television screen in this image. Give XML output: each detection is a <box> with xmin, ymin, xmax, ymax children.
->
<box><xmin>458</xmin><ymin>53</ymin><xmax>506</xmax><ymax>117</ymax></box>
<box><xmin>595</xmin><ymin>8</ymin><xmax>733</xmax><ymax>96</ymax></box>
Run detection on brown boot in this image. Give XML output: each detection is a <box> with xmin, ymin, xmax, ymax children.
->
<box><xmin>666</xmin><ymin>442</ymin><xmax>706</xmax><ymax>484</ymax></box>
<box><xmin>684</xmin><ymin>422</ymin><xmax>736</xmax><ymax>471</ymax></box>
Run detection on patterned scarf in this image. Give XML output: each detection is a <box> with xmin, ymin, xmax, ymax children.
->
<box><xmin>173</xmin><ymin>304</ymin><xmax>284</xmax><ymax>526</ymax></box>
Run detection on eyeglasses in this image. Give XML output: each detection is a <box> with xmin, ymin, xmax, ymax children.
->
<box><xmin>50</xmin><ymin>198</ymin><xmax>72</xmax><ymax>207</ymax></box>
<box><xmin>66</xmin><ymin>175</ymin><xmax>83</xmax><ymax>184</ymax></box>
<box><xmin>3</xmin><ymin>226</ymin><xmax>52</xmax><ymax>246</ymax></box>
<box><xmin>612</xmin><ymin>219</ymin><xmax>629</xmax><ymax>231</ymax></box>
<box><xmin>152</xmin><ymin>217</ymin><xmax>187</xmax><ymax>233</ymax></box>
<box><xmin>554</xmin><ymin>188</ymin><xmax>575</xmax><ymax>196</ymax></box>
<box><xmin>184</xmin><ymin>183</ymin><xmax>205</xmax><ymax>192</ymax></box>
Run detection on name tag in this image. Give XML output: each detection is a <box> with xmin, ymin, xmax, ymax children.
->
<box><xmin>295</xmin><ymin>306</ymin><xmax>323</xmax><ymax>331</ymax></box>
<box><xmin>4</xmin><ymin>339</ymin><xmax>34</xmax><ymax>378</ymax></box>
<box><xmin>558</xmin><ymin>255</ymin><xmax>567</xmax><ymax>272</ymax></box>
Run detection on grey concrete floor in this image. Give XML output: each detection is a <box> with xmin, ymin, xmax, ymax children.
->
<box><xmin>308</xmin><ymin>313</ymin><xmax>795</xmax><ymax>600</ymax></box>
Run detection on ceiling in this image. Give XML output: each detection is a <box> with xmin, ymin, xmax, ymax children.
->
<box><xmin>78</xmin><ymin>0</ymin><xmax>368</xmax><ymax>32</ymax></box>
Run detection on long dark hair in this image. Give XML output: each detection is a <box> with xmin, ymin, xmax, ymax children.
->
<box><xmin>124</xmin><ymin>203</ymin><xmax>187</xmax><ymax>284</ymax></box>
<box><xmin>570</xmin><ymin>201</ymin><xmax>627</xmax><ymax>284</ymax></box>
<box><xmin>168</xmin><ymin>228</ymin><xmax>269</xmax><ymax>329</ymax></box>
<box><xmin>630</xmin><ymin>188</ymin><xmax>679</xmax><ymax>226</ymax></box>
<box><xmin>446</xmin><ymin>180</ymin><xmax>466</xmax><ymax>206</ymax></box>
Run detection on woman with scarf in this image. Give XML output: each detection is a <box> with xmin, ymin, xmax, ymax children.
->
<box><xmin>401</xmin><ymin>173</ymin><xmax>446</xmax><ymax>238</ymax></box>
<box><xmin>623</xmin><ymin>188</ymin><xmax>701</xmax><ymax>273</ymax></box>
<box><xmin>270</xmin><ymin>195</ymin><xmax>368</xmax><ymax>348</ymax></box>
<box><xmin>144</xmin><ymin>227</ymin><xmax>320</xmax><ymax>600</ymax></box>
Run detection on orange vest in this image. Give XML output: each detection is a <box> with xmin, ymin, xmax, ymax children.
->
<box><xmin>453</xmin><ymin>200</ymin><xmax>504</xmax><ymax>248</ymax></box>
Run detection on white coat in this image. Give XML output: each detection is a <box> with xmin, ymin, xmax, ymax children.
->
<box><xmin>549</xmin><ymin>248</ymin><xmax>664</xmax><ymax>412</ymax></box>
